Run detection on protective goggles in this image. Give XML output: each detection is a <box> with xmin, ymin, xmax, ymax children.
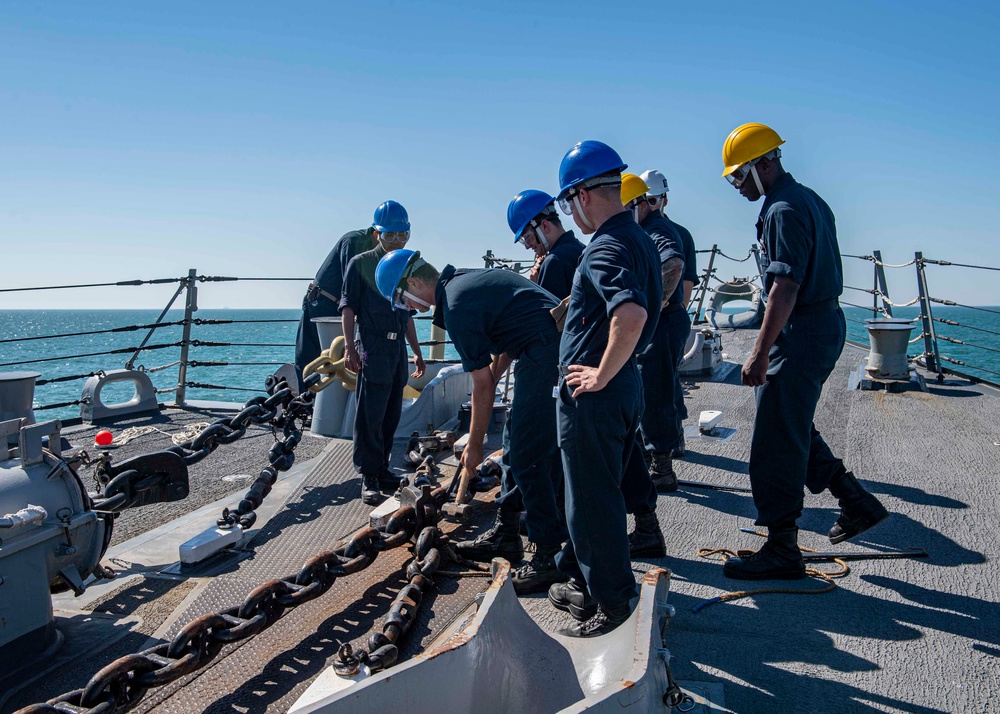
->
<box><xmin>725</xmin><ymin>157</ymin><xmax>762</xmax><ymax>188</ymax></box>
<box><xmin>557</xmin><ymin>176</ymin><xmax>622</xmax><ymax>215</ymax></box>
<box><xmin>645</xmin><ymin>194</ymin><xmax>664</xmax><ymax>208</ymax></box>
<box><xmin>379</xmin><ymin>230</ymin><xmax>410</xmax><ymax>244</ymax></box>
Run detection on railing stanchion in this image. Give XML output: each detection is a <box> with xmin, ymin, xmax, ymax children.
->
<box><xmin>176</xmin><ymin>268</ymin><xmax>198</xmax><ymax>406</ymax></box>
<box><xmin>914</xmin><ymin>252</ymin><xmax>942</xmax><ymax>380</ymax></box>
<box><xmin>873</xmin><ymin>250</ymin><xmax>892</xmax><ymax>318</ymax></box>
<box><xmin>692</xmin><ymin>244</ymin><xmax>718</xmax><ymax>325</ymax></box>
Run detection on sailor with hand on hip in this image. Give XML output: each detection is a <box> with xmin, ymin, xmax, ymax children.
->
<box><xmin>546</xmin><ymin>141</ymin><xmax>663</xmax><ymax>638</ymax></box>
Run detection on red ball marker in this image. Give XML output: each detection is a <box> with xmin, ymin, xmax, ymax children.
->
<box><xmin>95</xmin><ymin>429</ymin><xmax>113</xmax><ymax>446</ymax></box>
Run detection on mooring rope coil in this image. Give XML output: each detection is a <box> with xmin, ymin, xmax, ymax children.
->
<box><xmin>692</xmin><ymin>531</ymin><xmax>850</xmax><ymax>613</ymax></box>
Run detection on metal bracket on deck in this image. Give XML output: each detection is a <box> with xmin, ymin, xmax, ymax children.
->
<box><xmin>291</xmin><ymin>565</ymin><xmax>680</xmax><ymax>714</ymax></box>
<box><xmin>80</xmin><ymin>369</ymin><xmax>159</xmax><ymax>422</ymax></box>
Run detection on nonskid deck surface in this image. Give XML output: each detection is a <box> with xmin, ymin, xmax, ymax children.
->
<box><xmin>9</xmin><ymin>328</ymin><xmax>1000</xmax><ymax>713</ymax></box>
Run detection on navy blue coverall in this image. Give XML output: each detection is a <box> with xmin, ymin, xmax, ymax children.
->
<box><xmin>497</xmin><ymin>229</ymin><xmax>585</xmax><ymax>522</ymax></box>
<box><xmin>537</xmin><ymin>230</ymin><xmax>585</xmax><ymax>300</ymax></box>
<box><xmin>665</xmin><ymin>214</ymin><xmax>698</xmax><ymax>429</ymax></box>
<box><xmin>340</xmin><ymin>244</ymin><xmax>411</xmax><ymax>478</ymax></box>
<box><xmin>433</xmin><ymin>266</ymin><xmax>567</xmax><ymax>548</ymax></box>
<box><xmin>637</xmin><ymin>213</ymin><xmax>690</xmax><ymax>454</ymax></box>
<box><xmin>555</xmin><ymin>212</ymin><xmax>662</xmax><ymax>609</ymax></box>
<box><xmin>295</xmin><ymin>228</ymin><xmax>374</xmax><ymax>370</ymax></box>
<box><xmin>750</xmin><ymin>173</ymin><xmax>847</xmax><ymax>528</ymax></box>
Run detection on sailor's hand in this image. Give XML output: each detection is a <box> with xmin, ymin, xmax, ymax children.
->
<box><xmin>345</xmin><ymin>345</ymin><xmax>362</xmax><ymax>373</ymax></box>
<box><xmin>460</xmin><ymin>442</ymin><xmax>484</xmax><ymax>476</ymax></box>
<box><xmin>528</xmin><ymin>255</ymin><xmax>544</xmax><ymax>283</ymax></box>
<box><xmin>412</xmin><ymin>354</ymin><xmax>426</xmax><ymax>379</ymax></box>
<box><xmin>742</xmin><ymin>352</ymin><xmax>769</xmax><ymax>386</ymax></box>
<box><xmin>566</xmin><ymin>364</ymin><xmax>607</xmax><ymax>397</ymax></box>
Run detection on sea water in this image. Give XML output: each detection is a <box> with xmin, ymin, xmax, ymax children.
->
<box><xmin>0</xmin><ymin>307</ymin><xmax>998</xmax><ymax>423</ymax></box>
<box><xmin>0</xmin><ymin>309</ymin><xmax>459</xmax><ymax>422</ymax></box>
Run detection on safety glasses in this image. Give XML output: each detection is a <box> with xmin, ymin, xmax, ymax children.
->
<box><xmin>557</xmin><ymin>192</ymin><xmax>578</xmax><ymax>216</ymax></box>
<box><xmin>518</xmin><ymin>224</ymin><xmax>540</xmax><ymax>247</ymax></box>
<box><xmin>645</xmin><ymin>195</ymin><xmax>663</xmax><ymax>208</ymax></box>
<box><xmin>380</xmin><ymin>231</ymin><xmax>410</xmax><ymax>244</ymax></box>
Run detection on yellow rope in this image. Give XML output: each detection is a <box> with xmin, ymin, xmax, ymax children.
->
<box><xmin>693</xmin><ymin>531</ymin><xmax>849</xmax><ymax>613</ymax></box>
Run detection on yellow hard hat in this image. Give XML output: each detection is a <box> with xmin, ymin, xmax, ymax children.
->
<box><xmin>620</xmin><ymin>173</ymin><xmax>650</xmax><ymax>207</ymax></box>
<box><xmin>721</xmin><ymin>123</ymin><xmax>785</xmax><ymax>178</ymax></box>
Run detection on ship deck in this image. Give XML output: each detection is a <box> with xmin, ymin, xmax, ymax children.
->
<box><xmin>4</xmin><ymin>327</ymin><xmax>998</xmax><ymax>714</ymax></box>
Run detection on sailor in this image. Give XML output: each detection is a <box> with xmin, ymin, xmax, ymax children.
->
<box><xmin>621</xmin><ymin>173</ymin><xmax>688</xmax><ymax>494</ymax></box>
<box><xmin>374</xmin><ymin>249</ymin><xmax>569</xmax><ymax>594</ymax></box>
<box><xmin>339</xmin><ymin>201</ymin><xmax>426</xmax><ymax>505</ymax></box>
<box><xmin>295</xmin><ymin>219</ymin><xmax>380</xmax><ymax>371</ymax></box>
<box><xmin>507</xmin><ymin>190</ymin><xmax>586</xmax><ymax>300</ymax></box>
<box><xmin>641</xmin><ymin>168</ymin><xmax>698</xmax><ymax>458</ymax></box>
<box><xmin>719</xmin><ymin>123</ymin><xmax>889</xmax><ymax>580</ymax></box>
<box><xmin>546</xmin><ymin>141</ymin><xmax>663</xmax><ymax>637</ymax></box>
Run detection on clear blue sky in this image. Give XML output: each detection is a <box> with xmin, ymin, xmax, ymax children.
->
<box><xmin>2</xmin><ymin>1</ymin><xmax>998</xmax><ymax>310</ymax></box>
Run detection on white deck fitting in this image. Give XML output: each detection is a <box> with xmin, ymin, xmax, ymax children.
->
<box><xmin>178</xmin><ymin>523</ymin><xmax>244</xmax><ymax>564</ymax></box>
<box><xmin>292</xmin><ymin>563</ymin><xmax>675</xmax><ymax>714</ymax></box>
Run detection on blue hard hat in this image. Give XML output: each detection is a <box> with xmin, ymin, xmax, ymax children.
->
<box><xmin>372</xmin><ymin>200</ymin><xmax>411</xmax><ymax>233</ymax></box>
<box><xmin>376</xmin><ymin>249</ymin><xmax>421</xmax><ymax>302</ymax></box>
<box><xmin>557</xmin><ymin>141</ymin><xmax>627</xmax><ymax>199</ymax></box>
<box><xmin>507</xmin><ymin>190</ymin><xmax>555</xmax><ymax>242</ymax></box>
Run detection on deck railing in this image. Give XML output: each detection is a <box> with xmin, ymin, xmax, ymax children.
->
<box><xmin>0</xmin><ymin>271</ymin><xmax>452</xmax><ymax>419</ymax></box>
<box><xmin>700</xmin><ymin>247</ymin><xmax>1000</xmax><ymax>386</ymax></box>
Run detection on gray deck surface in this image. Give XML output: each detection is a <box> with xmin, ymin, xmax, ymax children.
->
<box><xmin>634</xmin><ymin>328</ymin><xmax>999</xmax><ymax>714</ymax></box>
<box><xmin>10</xmin><ymin>328</ymin><xmax>1000</xmax><ymax>713</ymax></box>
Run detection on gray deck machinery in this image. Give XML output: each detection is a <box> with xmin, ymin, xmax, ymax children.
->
<box><xmin>0</xmin><ymin>418</ymin><xmax>189</xmax><ymax>669</ymax></box>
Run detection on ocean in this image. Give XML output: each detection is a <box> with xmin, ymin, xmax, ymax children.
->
<box><xmin>1</xmin><ymin>306</ymin><xmax>998</xmax><ymax>423</ymax></box>
<box><xmin>0</xmin><ymin>309</ymin><xmax>459</xmax><ymax>423</ymax></box>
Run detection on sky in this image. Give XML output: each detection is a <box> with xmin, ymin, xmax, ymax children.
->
<box><xmin>2</xmin><ymin>1</ymin><xmax>999</xmax><ymax>311</ymax></box>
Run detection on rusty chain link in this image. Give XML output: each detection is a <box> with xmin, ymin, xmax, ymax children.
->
<box><xmin>15</xmin><ymin>498</ymin><xmax>442</xmax><ymax>714</ymax></box>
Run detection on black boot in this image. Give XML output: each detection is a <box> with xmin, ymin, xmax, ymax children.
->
<box><xmin>560</xmin><ymin>601</ymin><xmax>633</xmax><ymax>637</ymax></box>
<box><xmin>377</xmin><ymin>468</ymin><xmax>405</xmax><ymax>491</ymax></box>
<box><xmin>511</xmin><ymin>544</ymin><xmax>568</xmax><ymax>595</ymax></box>
<box><xmin>548</xmin><ymin>579</ymin><xmax>598</xmax><ymax>621</ymax></box>
<box><xmin>723</xmin><ymin>526</ymin><xmax>806</xmax><ymax>580</ymax></box>
<box><xmin>827</xmin><ymin>471</ymin><xmax>889</xmax><ymax>544</ymax></box>
<box><xmin>360</xmin><ymin>474</ymin><xmax>383</xmax><ymax>505</ymax></box>
<box><xmin>650</xmin><ymin>452</ymin><xmax>678</xmax><ymax>493</ymax></box>
<box><xmin>453</xmin><ymin>509</ymin><xmax>524</xmax><ymax>563</ymax></box>
<box><xmin>672</xmin><ymin>431</ymin><xmax>686</xmax><ymax>459</ymax></box>
<box><xmin>629</xmin><ymin>511</ymin><xmax>666</xmax><ymax>558</ymax></box>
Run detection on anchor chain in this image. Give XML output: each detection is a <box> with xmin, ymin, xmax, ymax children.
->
<box><xmin>334</xmin><ymin>520</ymin><xmax>442</xmax><ymax>677</ymax></box>
<box><xmin>15</xmin><ymin>503</ymin><xmax>427</xmax><ymax>714</ymax></box>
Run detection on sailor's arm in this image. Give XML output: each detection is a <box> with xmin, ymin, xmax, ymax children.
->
<box><xmin>490</xmin><ymin>352</ymin><xmax>513</xmax><ymax>387</ymax></box>
<box><xmin>341</xmin><ymin>307</ymin><xmax>361</xmax><ymax>373</ymax></box>
<box><xmin>566</xmin><ymin>302</ymin><xmax>646</xmax><ymax>397</ymax></box>
<box><xmin>460</xmin><ymin>366</ymin><xmax>494</xmax><ymax>473</ymax></box>
<box><xmin>742</xmin><ymin>276</ymin><xmax>799</xmax><ymax>386</ymax></box>
<box><xmin>405</xmin><ymin>315</ymin><xmax>425</xmax><ymax>378</ymax></box>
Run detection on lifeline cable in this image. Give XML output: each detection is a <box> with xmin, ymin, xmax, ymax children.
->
<box><xmin>692</xmin><ymin>530</ymin><xmax>849</xmax><ymax>613</ymax></box>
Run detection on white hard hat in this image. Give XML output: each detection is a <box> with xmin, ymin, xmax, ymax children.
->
<box><xmin>640</xmin><ymin>169</ymin><xmax>669</xmax><ymax>196</ymax></box>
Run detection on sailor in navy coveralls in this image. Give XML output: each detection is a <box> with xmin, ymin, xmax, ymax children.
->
<box><xmin>339</xmin><ymin>202</ymin><xmax>425</xmax><ymax>505</ymax></box>
<box><xmin>546</xmin><ymin>141</ymin><xmax>663</xmax><ymax>637</ymax></box>
<box><xmin>719</xmin><ymin>123</ymin><xmax>889</xmax><ymax>580</ymax></box>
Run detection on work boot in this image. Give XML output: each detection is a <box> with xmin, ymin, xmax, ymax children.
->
<box><xmin>672</xmin><ymin>432</ymin><xmax>686</xmax><ymax>459</ymax></box>
<box><xmin>560</xmin><ymin>601</ymin><xmax>633</xmax><ymax>638</ymax></box>
<box><xmin>453</xmin><ymin>509</ymin><xmax>523</xmax><ymax>563</ymax></box>
<box><xmin>723</xmin><ymin>526</ymin><xmax>806</xmax><ymax>581</ymax></box>
<box><xmin>511</xmin><ymin>544</ymin><xmax>568</xmax><ymax>595</ymax></box>
<box><xmin>377</xmin><ymin>468</ymin><xmax>405</xmax><ymax>491</ymax></box>
<box><xmin>360</xmin><ymin>474</ymin><xmax>383</xmax><ymax>505</ymax></box>
<box><xmin>629</xmin><ymin>511</ymin><xmax>666</xmax><ymax>558</ymax></box>
<box><xmin>548</xmin><ymin>579</ymin><xmax>598</xmax><ymax>621</ymax></box>
<box><xmin>827</xmin><ymin>470</ymin><xmax>889</xmax><ymax>544</ymax></box>
<box><xmin>650</xmin><ymin>452</ymin><xmax>678</xmax><ymax>493</ymax></box>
